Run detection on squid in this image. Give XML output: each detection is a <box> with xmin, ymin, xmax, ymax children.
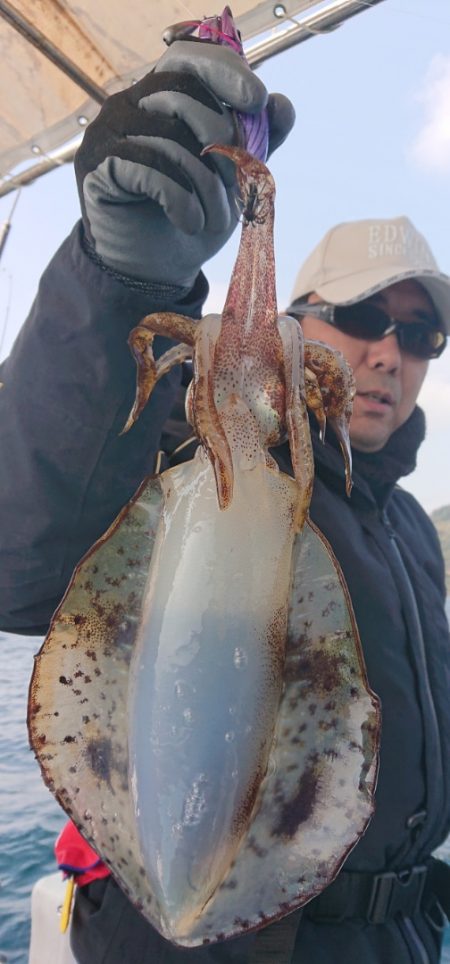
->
<box><xmin>28</xmin><ymin>146</ymin><xmax>380</xmax><ymax>947</ymax></box>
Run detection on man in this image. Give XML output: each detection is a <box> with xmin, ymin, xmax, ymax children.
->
<box><xmin>0</xmin><ymin>32</ymin><xmax>449</xmax><ymax>964</ymax></box>
<box><xmin>287</xmin><ymin>219</ymin><xmax>448</xmax><ymax>456</ymax></box>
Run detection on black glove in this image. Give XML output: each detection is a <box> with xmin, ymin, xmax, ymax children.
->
<box><xmin>75</xmin><ymin>39</ymin><xmax>295</xmax><ymax>289</ymax></box>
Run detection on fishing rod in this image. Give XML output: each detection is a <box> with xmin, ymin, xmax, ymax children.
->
<box><xmin>0</xmin><ymin>188</ymin><xmax>20</xmax><ymax>270</ymax></box>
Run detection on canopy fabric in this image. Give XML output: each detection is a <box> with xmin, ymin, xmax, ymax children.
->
<box><xmin>0</xmin><ymin>0</ymin><xmax>318</xmax><ymax>180</ymax></box>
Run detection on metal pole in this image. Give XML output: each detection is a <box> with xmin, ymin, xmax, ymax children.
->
<box><xmin>0</xmin><ymin>141</ymin><xmax>82</xmax><ymax>198</ymax></box>
<box><xmin>247</xmin><ymin>0</ymin><xmax>387</xmax><ymax>67</ymax></box>
<box><xmin>0</xmin><ymin>0</ymin><xmax>107</xmax><ymax>104</ymax></box>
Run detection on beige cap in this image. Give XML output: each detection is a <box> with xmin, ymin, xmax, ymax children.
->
<box><xmin>288</xmin><ymin>216</ymin><xmax>450</xmax><ymax>334</ymax></box>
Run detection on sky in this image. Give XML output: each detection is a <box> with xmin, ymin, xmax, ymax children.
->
<box><xmin>0</xmin><ymin>0</ymin><xmax>449</xmax><ymax>512</ymax></box>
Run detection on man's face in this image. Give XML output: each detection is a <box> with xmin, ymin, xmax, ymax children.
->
<box><xmin>300</xmin><ymin>279</ymin><xmax>433</xmax><ymax>453</ymax></box>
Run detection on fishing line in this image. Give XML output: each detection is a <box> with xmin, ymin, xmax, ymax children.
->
<box><xmin>0</xmin><ymin>187</ymin><xmax>21</xmax><ymax>359</ymax></box>
<box><xmin>0</xmin><ymin>270</ymin><xmax>13</xmax><ymax>360</ymax></box>
<box><xmin>0</xmin><ymin>186</ymin><xmax>21</xmax><ymax>261</ymax></box>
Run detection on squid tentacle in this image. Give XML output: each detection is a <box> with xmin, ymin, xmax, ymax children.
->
<box><xmin>122</xmin><ymin>313</ymin><xmax>196</xmax><ymax>434</ymax></box>
<box><xmin>277</xmin><ymin>315</ymin><xmax>313</xmax><ymax>529</ymax></box>
<box><xmin>191</xmin><ymin>318</ymin><xmax>234</xmax><ymax>509</ymax></box>
<box><xmin>304</xmin><ymin>339</ymin><xmax>355</xmax><ymax>494</ymax></box>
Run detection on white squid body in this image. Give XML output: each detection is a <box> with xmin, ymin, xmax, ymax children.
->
<box><xmin>28</xmin><ymin>147</ymin><xmax>380</xmax><ymax>948</ymax></box>
<box><xmin>129</xmin><ymin>448</ymin><xmax>299</xmax><ymax>933</ymax></box>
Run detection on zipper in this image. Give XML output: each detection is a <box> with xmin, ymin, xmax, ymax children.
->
<box><xmin>380</xmin><ymin>511</ymin><xmax>445</xmax><ymax>860</ymax></box>
<box><xmin>399</xmin><ymin>916</ymin><xmax>430</xmax><ymax>964</ymax></box>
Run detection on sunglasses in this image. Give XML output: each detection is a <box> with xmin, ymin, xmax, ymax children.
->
<box><xmin>290</xmin><ymin>300</ymin><xmax>447</xmax><ymax>360</ymax></box>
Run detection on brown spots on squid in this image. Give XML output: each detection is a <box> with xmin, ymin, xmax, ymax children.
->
<box><xmin>84</xmin><ymin>736</ymin><xmax>129</xmax><ymax>793</ymax></box>
<box><xmin>349</xmin><ymin>740</ymin><xmax>363</xmax><ymax>752</ymax></box>
<box><xmin>105</xmin><ymin>574</ymin><xmax>127</xmax><ymax>588</ymax></box>
<box><xmin>324</xmin><ymin>748</ymin><xmax>340</xmax><ymax>761</ymax></box>
<box><xmin>272</xmin><ymin>757</ymin><xmax>321</xmax><ymax>838</ymax></box>
<box><xmin>266</xmin><ymin>605</ymin><xmax>288</xmax><ymax>665</ymax></box>
<box><xmin>286</xmin><ymin>648</ymin><xmax>345</xmax><ymax>695</ymax></box>
<box><xmin>318</xmin><ymin>717</ymin><xmax>333</xmax><ymax>733</ymax></box>
<box><xmin>231</xmin><ymin>765</ymin><xmax>264</xmax><ymax>841</ymax></box>
<box><xmin>233</xmin><ymin>915</ymin><xmax>250</xmax><ymax>933</ymax></box>
<box><xmin>220</xmin><ymin>877</ymin><xmax>238</xmax><ymax>890</ymax></box>
<box><xmin>84</xmin><ymin>736</ymin><xmax>114</xmax><ymax>787</ymax></box>
<box><xmin>246</xmin><ymin>835</ymin><xmax>267</xmax><ymax>859</ymax></box>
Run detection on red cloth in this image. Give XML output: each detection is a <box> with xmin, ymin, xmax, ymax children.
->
<box><xmin>55</xmin><ymin>820</ymin><xmax>111</xmax><ymax>887</ymax></box>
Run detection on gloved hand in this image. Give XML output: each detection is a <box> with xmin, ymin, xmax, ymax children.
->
<box><xmin>75</xmin><ymin>39</ymin><xmax>295</xmax><ymax>289</ymax></box>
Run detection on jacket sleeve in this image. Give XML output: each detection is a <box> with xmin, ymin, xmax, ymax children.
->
<box><xmin>0</xmin><ymin>223</ymin><xmax>207</xmax><ymax>635</ymax></box>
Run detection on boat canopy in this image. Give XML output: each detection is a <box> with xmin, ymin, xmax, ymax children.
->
<box><xmin>0</xmin><ymin>0</ymin><xmax>385</xmax><ymax>195</ymax></box>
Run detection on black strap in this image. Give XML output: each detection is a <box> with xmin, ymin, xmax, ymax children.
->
<box><xmin>304</xmin><ymin>866</ymin><xmax>429</xmax><ymax>925</ymax></box>
<box><xmin>249</xmin><ymin>862</ymin><xmax>450</xmax><ymax>963</ymax></box>
<box><xmin>249</xmin><ymin>910</ymin><xmax>303</xmax><ymax>964</ymax></box>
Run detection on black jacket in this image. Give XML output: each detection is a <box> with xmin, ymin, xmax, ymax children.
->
<box><xmin>0</xmin><ymin>225</ymin><xmax>449</xmax><ymax>963</ymax></box>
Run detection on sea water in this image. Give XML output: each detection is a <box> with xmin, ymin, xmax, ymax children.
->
<box><xmin>0</xmin><ymin>630</ymin><xmax>449</xmax><ymax>964</ymax></box>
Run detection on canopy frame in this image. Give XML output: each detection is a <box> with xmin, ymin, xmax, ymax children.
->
<box><xmin>0</xmin><ymin>0</ymin><xmax>386</xmax><ymax>198</ymax></box>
